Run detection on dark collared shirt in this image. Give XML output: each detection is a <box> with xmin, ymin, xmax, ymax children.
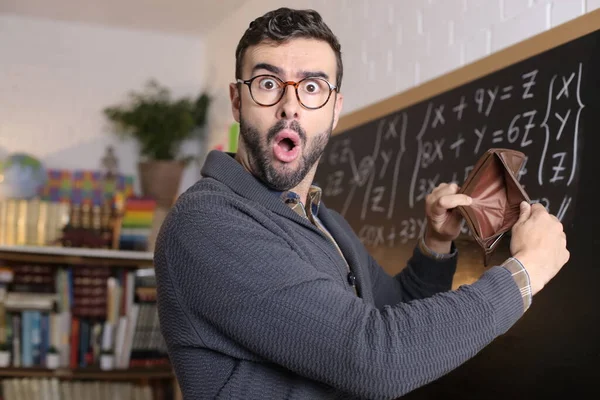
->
<box><xmin>280</xmin><ymin>186</ymin><xmax>358</xmax><ymax>295</ymax></box>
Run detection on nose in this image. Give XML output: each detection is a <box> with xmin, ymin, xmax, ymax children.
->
<box><xmin>277</xmin><ymin>82</ymin><xmax>301</xmax><ymax>120</ymax></box>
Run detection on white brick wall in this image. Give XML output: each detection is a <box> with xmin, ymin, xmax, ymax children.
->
<box><xmin>502</xmin><ymin>0</ymin><xmax>535</xmax><ymax>21</ymax></box>
<box><xmin>455</xmin><ymin>1</ymin><xmax>503</xmax><ymax>44</ymax></box>
<box><xmin>419</xmin><ymin>42</ymin><xmax>463</xmax><ymax>84</ymax></box>
<box><xmin>204</xmin><ymin>0</ymin><xmax>595</xmax><ymax>151</ymax></box>
<box><xmin>589</xmin><ymin>0</ymin><xmax>600</xmax><ymax>11</ymax></box>
<box><xmin>491</xmin><ymin>1</ymin><xmax>549</xmax><ymax>51</ymax></box>
<box><xmin>550</xmin><ymin>0</ymin><xmax>585</xmax><ymax>27</ymax></box>
<box><xmin>463</xmin><ymin>29</ymin><xmax>490</xmax><ymax>65</ymax></box>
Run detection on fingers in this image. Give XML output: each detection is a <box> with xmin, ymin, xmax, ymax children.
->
<box><xmin>428</xmin><ymin>183</ymin><xmax>464</xmax><ymax>204</ymax></box>
<box><xmin>530</xmin><ymin>202</ymin><xmax>547</xmax><ymax>216</ymax></box>
<box><xmin>431</xmin><ymin>182</ymin><xmax>459</xmax><ymax>197</ymax></box>
<box><xmin>438</xmin><ymin>194</ymin><xmax>473</xmax><ymax>210</ymax></box>
<box><xmin>523</xmin><ymin>203</ymin><xmax>567</xmax><ymax>253</ymax></box>
<box><xmin>527</xmin><ymin>203</ymin><xmax>551</xmax><ymax>224</ymax></box>
<box><xmin>529</xmin><ymin>203</ymin><xmax>564</xmax><ymax>230</ymax></box>
<box><xmin>426</xmin><ymin>183</ymin><xmax>472</xmax><ymax>215</ymax></box>
<box><xmin>516</xmin><ymin>201</ymin><xmax>531</xmax><ymax>224</ymax></box>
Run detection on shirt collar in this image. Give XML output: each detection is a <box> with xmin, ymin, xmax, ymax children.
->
<box><xmin>277</xmin><ymin>185</ymin><xmax>322</xmax><ymax>220</ymax></box>
<box><xmin>200</xmin><ymin>151</ymin><xmax>323</xmax><ymax>220</ymax></box>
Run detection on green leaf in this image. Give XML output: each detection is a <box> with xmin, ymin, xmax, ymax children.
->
<box><xmin>103</xmin><ymin>79</ymin><xmax>211</xmax><ymax>161</ymax></box>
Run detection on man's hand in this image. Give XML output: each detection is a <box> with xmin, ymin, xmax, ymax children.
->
<box><xmin>510</xmin><ymin>202</ymin><xmax>570</xmax><ymax>295</ymax></box>
<box><xmin>423</xmin><ymin>183</ymin><xmax>472</xmax><ymax>254</ymax></box>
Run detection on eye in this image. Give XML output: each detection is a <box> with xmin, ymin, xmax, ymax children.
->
<box><xmin>258</xmin><ymin>77</ymin><xmax>279</xmax><ymax>90</ymax></box>
<box><xmin>300</xmin><ymin>79</ymin><xmax>324</xmax><ymax>94</ymax></box>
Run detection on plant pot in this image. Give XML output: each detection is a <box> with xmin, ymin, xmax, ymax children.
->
<box><xmin>138</xmin><ymin>160</ymin><xmax>185</xmax><ymax>208</ymax></box>
<box><xmin>0</xmin><ymin>351</ymin><xmax>10</xmax><ymax>367</ymax></box>
<box><xmin>100</xmin><ymin>354</ymin><xmax>114</xmax><ymax>370</ymax></box>
<box><xmin>45</xmin><ymin>353</ymin><xmax>60</xmax><ymax>369</ymax></box>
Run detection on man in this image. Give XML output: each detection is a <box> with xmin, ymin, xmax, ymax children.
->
<box><xmin>154</xmin><ymin>8</ymin><xmax>569</xmax><ymax>400</ymax></box>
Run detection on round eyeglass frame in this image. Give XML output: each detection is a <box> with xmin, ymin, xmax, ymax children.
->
<box><xmin>236</xmin><ymin>74</ymin><xmax>338</xmax><ymax>110</ymax></box>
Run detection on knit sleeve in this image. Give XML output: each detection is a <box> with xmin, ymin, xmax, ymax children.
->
<box><xmin>159</xmin><ymin>196</ymin><xmax>523</xmax><ymax>400</ymax></box>
<box><xmin>366</xmin><ymin>243</ymin><xmax>459</xmax><ymax>308</ymax></box>
<box><xmin>324</xmin><ymin>209</ymin><xmax>457</xmax><ymax>307</ymax></box>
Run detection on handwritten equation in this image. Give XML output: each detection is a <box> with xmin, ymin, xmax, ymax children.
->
<box><xmin>317</xmin><ymin>61</ymin><xmax>585</xmax><ymax>248</ymax></box>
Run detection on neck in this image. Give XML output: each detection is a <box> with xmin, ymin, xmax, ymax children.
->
<box><xmin>234</xmin><ymin>145</ymin><xmax>252</xmax><ymax>174</ymax></box>
<box><xmin>235</xmin><ymin>150</ymin><xmax>319</xmax><ymax>205</ymax></box>
<box><xmin>288</xmin><ymin>164</ymin><xmax>318</xmax><ymax>205</ymax></box>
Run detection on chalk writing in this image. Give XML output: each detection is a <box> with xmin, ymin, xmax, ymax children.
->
<box><xmin>324</xmin><ymin>170</ymin><xmax>344</xmax><ymax>197</ymax></box>
<box><xmin>359</xmin><ymin>218</ymin><xmax>427</xmax><ymax>247</ymax></box>
<box><xmin>550</xmin><ymin>152</ymin><xmax>567</xmax><ymax>183</ymax></box>
<box><xmin>453</xmin><ymin>96</ymin><xmax>467</xmax><ymax>120</ymax></box>
<box><xmin>516</xmin><ymin>156</ymin><xmax>528</xmax><ymax>183</ymax></box>
<box><xmin>474</xmin><ymin>87</ymin><xmax>498</xmax><ymax>116</ymax></box>
<box><xmin>554</xmin><ymin>110</ymin><xmax>571</xmax><ymax>140</ymax></box>
<box><xmin>409</xmin><ymin>103</ymin><xmax>433</xmax><ymax>209</ymax></box>
<box><xmin>474</xmin><ymin>126</ymin><xmax>486</xmax><ymax>154</ymax></box>
<box><xmin>500</xmin><ymin>85</ymin><xmax>513</xmax><ymax>100</ymax></box>
<box><xmin>360</xmin><ymin>122</ymin><xmax>383</xmax><ymax>220</ymax></box>
<box><xmin>450</xmin><ymin>134</ymin><xmax>465</xmax><ymax>158</ymax></box>
<box><xmin>557</xmin><ymin>72</ymin><xmax>574</xmax><ymax>100</ymax></box>
<box><xmin>556</xmin><ymin>196</ymin><xmax>572</xmax><ymax>222</ymax></box>
<box><xmin>387</xmin><ymin>113</ymin><xmax>407</xmax><ymax>220</ymax></box>
<box><xmin>569</xmin><ymin>63</ymin><xmax>584</xmax><ymax>186</ymax></box>
<box><xmin>432</xmin><ymin>105</ymin><xmax>445</xmax><ymax>127</ymax></box>
<box><xmin>316</xmin><ymin>53</ymin><xmax>587</xmax><ymax>251</ymax></box>
<box><xmin>522</xmin><ymin>70</ymin><xmax>538</xmax><ymax>99</ymax></box>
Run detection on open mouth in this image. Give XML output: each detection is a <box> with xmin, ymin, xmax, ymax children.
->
<box><xmin>278</xmin><ymin>137</ymin><xmax>296</xmax><ymax>151</ymax></box>
<box><xmin>273</xmin><ymin>130</ymin><xmax>301</xmax><ymax>163</ymax></box>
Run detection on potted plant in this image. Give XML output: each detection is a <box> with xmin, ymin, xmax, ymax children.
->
<box><xmin>45</xmin><ymin>346</ymin><xmax>60</xmax><ymax>369</ymax></box>
<box><xmin>0</xmin><ymin>343</ymin><xmax>10</xmax><ymax>367</ymax></box>
<box><xmin>100</xmin><ymin>349</ymin><xmax>115</xmax><ymax>371</ymax></box>
<box><xmin>103</xmin><ymin>79</ymin><xmax>211</xmax><ymax>208</ymax></box>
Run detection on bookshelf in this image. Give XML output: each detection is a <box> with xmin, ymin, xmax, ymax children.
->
<box><xmin>0</xmin><ymin>245</ymin><xmax>182</xmax><ymax>400</ymax></box>
<box><xmin>0</xmin><ymin>366</ymin><xmax>173</xmax><ymax>380</ymax></box>
<box><xmin>0</xmin><ymin>245</ymin><xmax>154</xmax><ymax>268</ymax></box>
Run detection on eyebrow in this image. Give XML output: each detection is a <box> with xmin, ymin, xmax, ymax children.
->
<box><xmin>251</xmin><ymin>63</ymin><xmax>330</xmax><ymax>81</ymax></box>
<box><xmin>298</xmin><ymin>70</ymin><xmax>330</xmax><ymax>81</ymax></box>
<box><xmin>252</xmin><ymin>63</ymin><xmax>282</xmax><ymax>76</ymax></box>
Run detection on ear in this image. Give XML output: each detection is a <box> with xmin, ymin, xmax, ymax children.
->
<box><xmin>229</xmin><ymin>82</ymin><xmax>241</xmax><ymax>123</ymax></box>
<box><xmin>331</xmin><ymin>92</ymin><xmax>344</xmax><ymax>131</ymax></box>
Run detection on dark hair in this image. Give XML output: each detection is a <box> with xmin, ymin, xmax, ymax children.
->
<box><xmin>235</xmin><ymin>8</ymin><xmax>343</xmax><ymax>90</ymax></box>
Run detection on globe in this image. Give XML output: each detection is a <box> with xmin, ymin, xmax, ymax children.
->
<box><xmin>0</xmin><ymin>153</ymin><xmax>47</xmax><ymax>199</ymax></box>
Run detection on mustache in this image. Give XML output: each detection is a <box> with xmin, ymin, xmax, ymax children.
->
<box><xmin>266</xmin><ymin>120</ymin><xmax>306</xmax><ymax>144</ymax></box>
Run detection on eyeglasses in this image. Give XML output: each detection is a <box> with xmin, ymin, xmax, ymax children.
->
<box><xmin>236</xmin><ymin>74</ymin><xmax>337</xmax><ymax>110</ymax></box>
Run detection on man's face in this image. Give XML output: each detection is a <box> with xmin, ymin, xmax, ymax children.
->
<box><xmin>230</xmin><ymin>38</ymin><xmax>343</xmax><ymax>191</ymax></box>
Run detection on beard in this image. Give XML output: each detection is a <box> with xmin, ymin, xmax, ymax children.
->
<box><xmin>239</xmin><ymin>116</ymin><xmax>333</xmax><ymax>191</ymax></box>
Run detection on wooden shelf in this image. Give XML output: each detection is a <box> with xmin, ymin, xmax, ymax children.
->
<box><xmin>0</xmin><ymin>366</ymin><xmax>174</xmax><ymax>380</ymax></box>
<box><xmin>0</xmin><ymin>245</ymin><xmax>154</xmax><ymax>268</ymax></box>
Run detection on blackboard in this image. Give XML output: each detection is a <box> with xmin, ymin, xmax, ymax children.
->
<box><xmin>317</xmin><ymin>29</ymin><xmax>597</xmax><ymax>250</ymax></box>
<box><xmin>314</xmin><ymin>11</ymin><xmax>600</xmax><ymax>398</ymax></box>
<box><xmin>316</xmin><ymin>12</ymin><xmax>599</xmax><ymax>274</ymax></box>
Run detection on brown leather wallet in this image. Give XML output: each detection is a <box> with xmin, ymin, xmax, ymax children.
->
<box><xmin>457</xmin><ymin>148</ymin><xmax>530</xmax><ymax>266</ymax></box>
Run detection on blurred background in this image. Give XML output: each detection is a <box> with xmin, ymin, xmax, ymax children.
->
<box><xmin>0</xmin><ymin>1</ymin><xmax>597</xmax><ymax>399</ymax></box>
<box><xmin>1</xmin><ymin>0</ymin><xmax>595</xmax><ymax>203</ymax></box>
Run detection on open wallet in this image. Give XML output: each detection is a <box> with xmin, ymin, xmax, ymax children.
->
<box><xmin>457</xmin><ymin>148</ymin><xmax>531</xmax><ymax>266</ymax></box>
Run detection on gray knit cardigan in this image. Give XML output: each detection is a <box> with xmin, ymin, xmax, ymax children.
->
<box><xmin>154</xmin><ymin>151</ymin><xmax>523</xmax><ymax>400</ymax></box>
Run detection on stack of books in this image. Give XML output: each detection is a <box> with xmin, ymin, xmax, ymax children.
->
<box><xmin>117</xmin><ymin>198</ymin><xmax>156</xmax><ymax>251</ymax></box>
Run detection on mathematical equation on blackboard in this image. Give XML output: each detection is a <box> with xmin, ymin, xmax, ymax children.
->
<box><xmin>317</xmin><ymin>61</ymin><xmax>585</xmax><ymax>248</ymax></box>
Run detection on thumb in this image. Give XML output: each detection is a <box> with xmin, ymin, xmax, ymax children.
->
<box><xmin>516</xmin><ymin>201</ymin><xmax>531</xmax><ymax>225</ymax></box>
